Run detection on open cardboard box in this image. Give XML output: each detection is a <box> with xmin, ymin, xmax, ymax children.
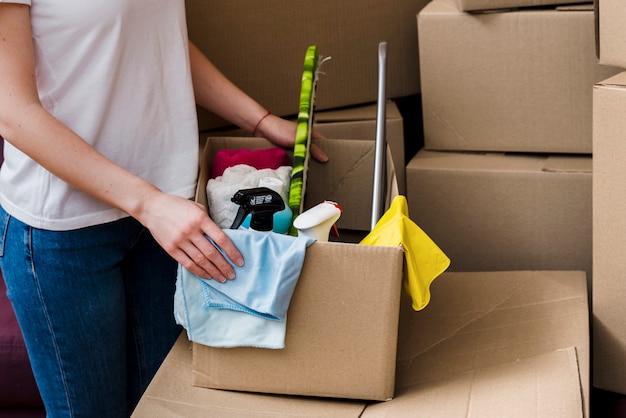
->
<box><xmin>133</xmin><ymin>270</ymin><xmax>589</xmax><ymax>417</ymax></box>
<box><xmin>192</xmin><ymin>136</ymin><xmax>403</xmax><ymax>401</ymax></box>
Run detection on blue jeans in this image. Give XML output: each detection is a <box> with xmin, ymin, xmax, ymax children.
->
<box><xmin>0</xmin><ymin>206</ymin><xmax>181</xmax><ymax>417</ymax></box>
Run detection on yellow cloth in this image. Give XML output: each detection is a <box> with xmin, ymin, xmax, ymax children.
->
<box><xmin>360</xmin><ymin>195</ymin><xmax>450</xmax><ymax>311</ymax></box>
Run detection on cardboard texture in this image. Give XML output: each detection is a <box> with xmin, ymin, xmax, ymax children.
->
<box><xmin>592</xmin><ymin>72</ymin><xmax>626</xmax><ymax>395</ymax></box>
<box><xmin>595</xmin><ymin>0</ymin><xmax>626</xmax><ymax>68</ymax></box>
<box><xmin>406</xmin><ymin>149</ymin><xmax>592</xmax><ymax>286</ymax></box>
<box><xmin>208</xmin><ymin>101</ymin><xmax>407</xmax><ymax>194</ymax></box>
<box><xmin>199</xmin><ymin>136</ymin><xmax>398</xmax><ymax>232</ymax></box>
<box><xmin>418</xmin><ymin>0</ymin><xmax>619</xmax><ymax>153</ymax></box>
<box><xmin>460</xmin><ymin>0</ymin><xmax>590</xmax><ymax>12</ymax></box>
<box><xmin>133</xmin><ymin>270</ymin><xmax>588</xmax><ymax>417</ymax></box>
<box><xmin>362</xmin><ymin>348</ymin><xmax>583</xmax><ymax>418</ymax></box>
<box><xmin>393</xmin><ymin>270</ymin><xmax>589</xmax><ymax>417</ymax></box>
<box><xmin>186</xmin><ymin>0</ymin><xmax>430</xmax><ymax>131</ymax></box>
<box><xmin>133</xmin><ymin>335</ymin><xmax>367</xmax><ymax>418</ymax></box>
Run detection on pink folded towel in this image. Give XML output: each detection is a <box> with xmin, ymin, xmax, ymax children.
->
<box><xmin>211</xmin><ymin>147</ymin><xmax>291</xmax><ymax>179</ymax></box>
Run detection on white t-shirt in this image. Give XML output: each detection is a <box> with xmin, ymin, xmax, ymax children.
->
<box><xmin>0</xmin><ymin>0</ymin><xmax>199</xmax><ymax>230</ymax></box>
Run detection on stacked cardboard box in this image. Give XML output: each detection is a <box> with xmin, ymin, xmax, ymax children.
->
<box><xmin>409</xmin><ymin>0</ymin><xmax>619</xmax><ymax>289</ymax></box>
<box><xmin>405</xmin><ymin>1</ymin><xmax>622</xmax><ymax>413</ymax></box>
<box><xmin>593</xmin><ymin>0</ymin><xmax>626</xmax><ymax>395</ymax></box>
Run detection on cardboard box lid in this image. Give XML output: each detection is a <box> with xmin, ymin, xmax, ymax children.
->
<box><xmin>394</xmin><ymin>270</ymin><xmax>589</xmax><ymax>416</ymax></box>
<box><xmin>362</xmin><ymin>347</ymin><xmax>583</xmax><ymax>418</ymax></box>
<box><xmin>460</xmin><ymin>0</ymin><xmax>590</xmax><ymax>12</ymax></box>
<box><xmin>192</xmin><ymin>241</ymin><xmax>405</xmax><ymax>401</ymax></box>
<box><xmin>132</xmin><ymin>334</ymin><xmax>367</xmax><ymax>418</ymax></box>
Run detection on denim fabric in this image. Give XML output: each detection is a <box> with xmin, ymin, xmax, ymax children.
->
<box><xmin>0</xmin><ymin>206</ymin><xmax>181</xmax><ymax>418</ymax></box>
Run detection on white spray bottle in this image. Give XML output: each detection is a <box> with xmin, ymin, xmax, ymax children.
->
<box><xmin>292</xmin><ymin>201</ymin><xmax>343</xmax><ymax>242</ymax></box>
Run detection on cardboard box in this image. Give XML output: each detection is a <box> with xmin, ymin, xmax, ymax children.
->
<box><xmin>191</xmin><ymin>136</ymin><xmax>403</xmax><ymax>401</ymax></box>
<box><xmin>207</xmin><ymin>101</ymin><xmax>407</xmax><ymax>194</ymax></box>
<box><xmin>185</xmin><ymin>0</ymin><xmax>430</xmax><ymax>130</ymax></box>
<box><xmin>418</xmin><ymin>0</ymin><xmax>619</xmax><ymax>153</ymax></box>
<box><xmin>406</xmin><ymin>149</ymin><xmax>592</xmax><ymax>286</ymax></box>
<box><xmin>595</xmin><ymin>0</ymin><xmax>626</xmax><ymax>69</ymax></box>
<box><xmin>133</xmin><ymin>270</ymin><xmax>589</xmax><ymax>417</ymax></box>
<box><xmin>460</xmin><ymin>0</ymin><xmax>590</xmax><ymax>12</ymax></box>
<box><xmin>199</xmin><ymin>136</ymin><xmax>397</xmax><ymax>232</ymax></box>
<box><xmin>592</xmin><ymin>71</ymin><xmax>626</xmax><ymax>395</ymax></box>
<box><xmin>193</xmin><ymin>242</ymin><xmax>404</xmax><ymax>401</ymax></box>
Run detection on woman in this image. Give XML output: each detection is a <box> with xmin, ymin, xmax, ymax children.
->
<box><xmin>0</xmin><ymin>2</ymin><xmax>326</xmax><ymax>416</ymax></box>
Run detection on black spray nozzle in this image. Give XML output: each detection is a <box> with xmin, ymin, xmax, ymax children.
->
<box><xmin>230</xmin><ymin>187</ymin><xmax>285</xmax><ymax>232</ymax></box>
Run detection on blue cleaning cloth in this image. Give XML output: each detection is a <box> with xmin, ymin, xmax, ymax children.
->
<box><xmin>174</xmin><ymin>229</ymin><xmax>314</xmax><ymax>349</ymax></box>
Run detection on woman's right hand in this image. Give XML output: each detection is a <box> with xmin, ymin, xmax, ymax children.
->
<box><xmin>137</xmin><ymin>191</ymin><xmax>244</xmax><ymax>282</ymax></box>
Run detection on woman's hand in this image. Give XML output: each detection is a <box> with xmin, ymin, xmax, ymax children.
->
<box><xmin>254</xmin><ymin>113</ymin><xmax>328</xmax><ymax>163</ymax></box>
<box><xmin>138</xmin><ymin>192</ymin><xmax>243</xmax><ymax>282</ymax></box>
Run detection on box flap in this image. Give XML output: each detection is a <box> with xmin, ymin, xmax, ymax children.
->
<box><xmin>394</xmin><ymin>270</ymin><xmax>589</xmax><ymax>414</ymax></box>
<box><xmin>132</xmin><ymin>334</ymin><xmax>367</xmax><ymax>417</ymax></box>
<box><xmin>362</xmin><ymin>347</ymin><xmax>583</xmax><ymax>417</ymax></box>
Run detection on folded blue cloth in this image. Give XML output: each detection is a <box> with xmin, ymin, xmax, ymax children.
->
<box><xmin>174</xmin><ymin>229</ymin><xmax>314</xmax><ymax>349</ymax></box>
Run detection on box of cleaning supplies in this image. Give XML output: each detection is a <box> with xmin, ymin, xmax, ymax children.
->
<box><xmin>189</xmin><ymin>135</ymin><xmax>403</xmax><ymax>401</ymax></box>
<box><xmin>135</xmin><ymin>270</ymin><xmax>589</xmax><ymax>417</ymax></box>
<box><xmin>199</xmin><ymin>136</ymin><xmax>398</xmax><ymax>232</ymax></box>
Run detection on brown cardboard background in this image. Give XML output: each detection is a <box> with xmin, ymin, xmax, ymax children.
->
<box><xmin>186</xmin><ymin>0</ymin><xmax>430</xmax><ymax>131</ymax></box>
<box><xmin>418</xmin><ymin>0</ymin><xmax>619</xmax><ymax>153</ymax></box>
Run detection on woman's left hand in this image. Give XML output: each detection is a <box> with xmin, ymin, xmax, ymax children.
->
<box><xmin>254</xmin><ymin>113</ymin><xmax>329</xmax><ymax>163</ymax></box>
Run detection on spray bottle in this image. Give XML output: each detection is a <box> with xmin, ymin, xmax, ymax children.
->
<box><xmin>230</xmin><ymin>187</ymin><xmax>286</xmax><ymax>232</ymax></box>
<box><xmin>292</xmin><ymin>201</ymin><xmax>342</xmax><ymax>242</ymax></box>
